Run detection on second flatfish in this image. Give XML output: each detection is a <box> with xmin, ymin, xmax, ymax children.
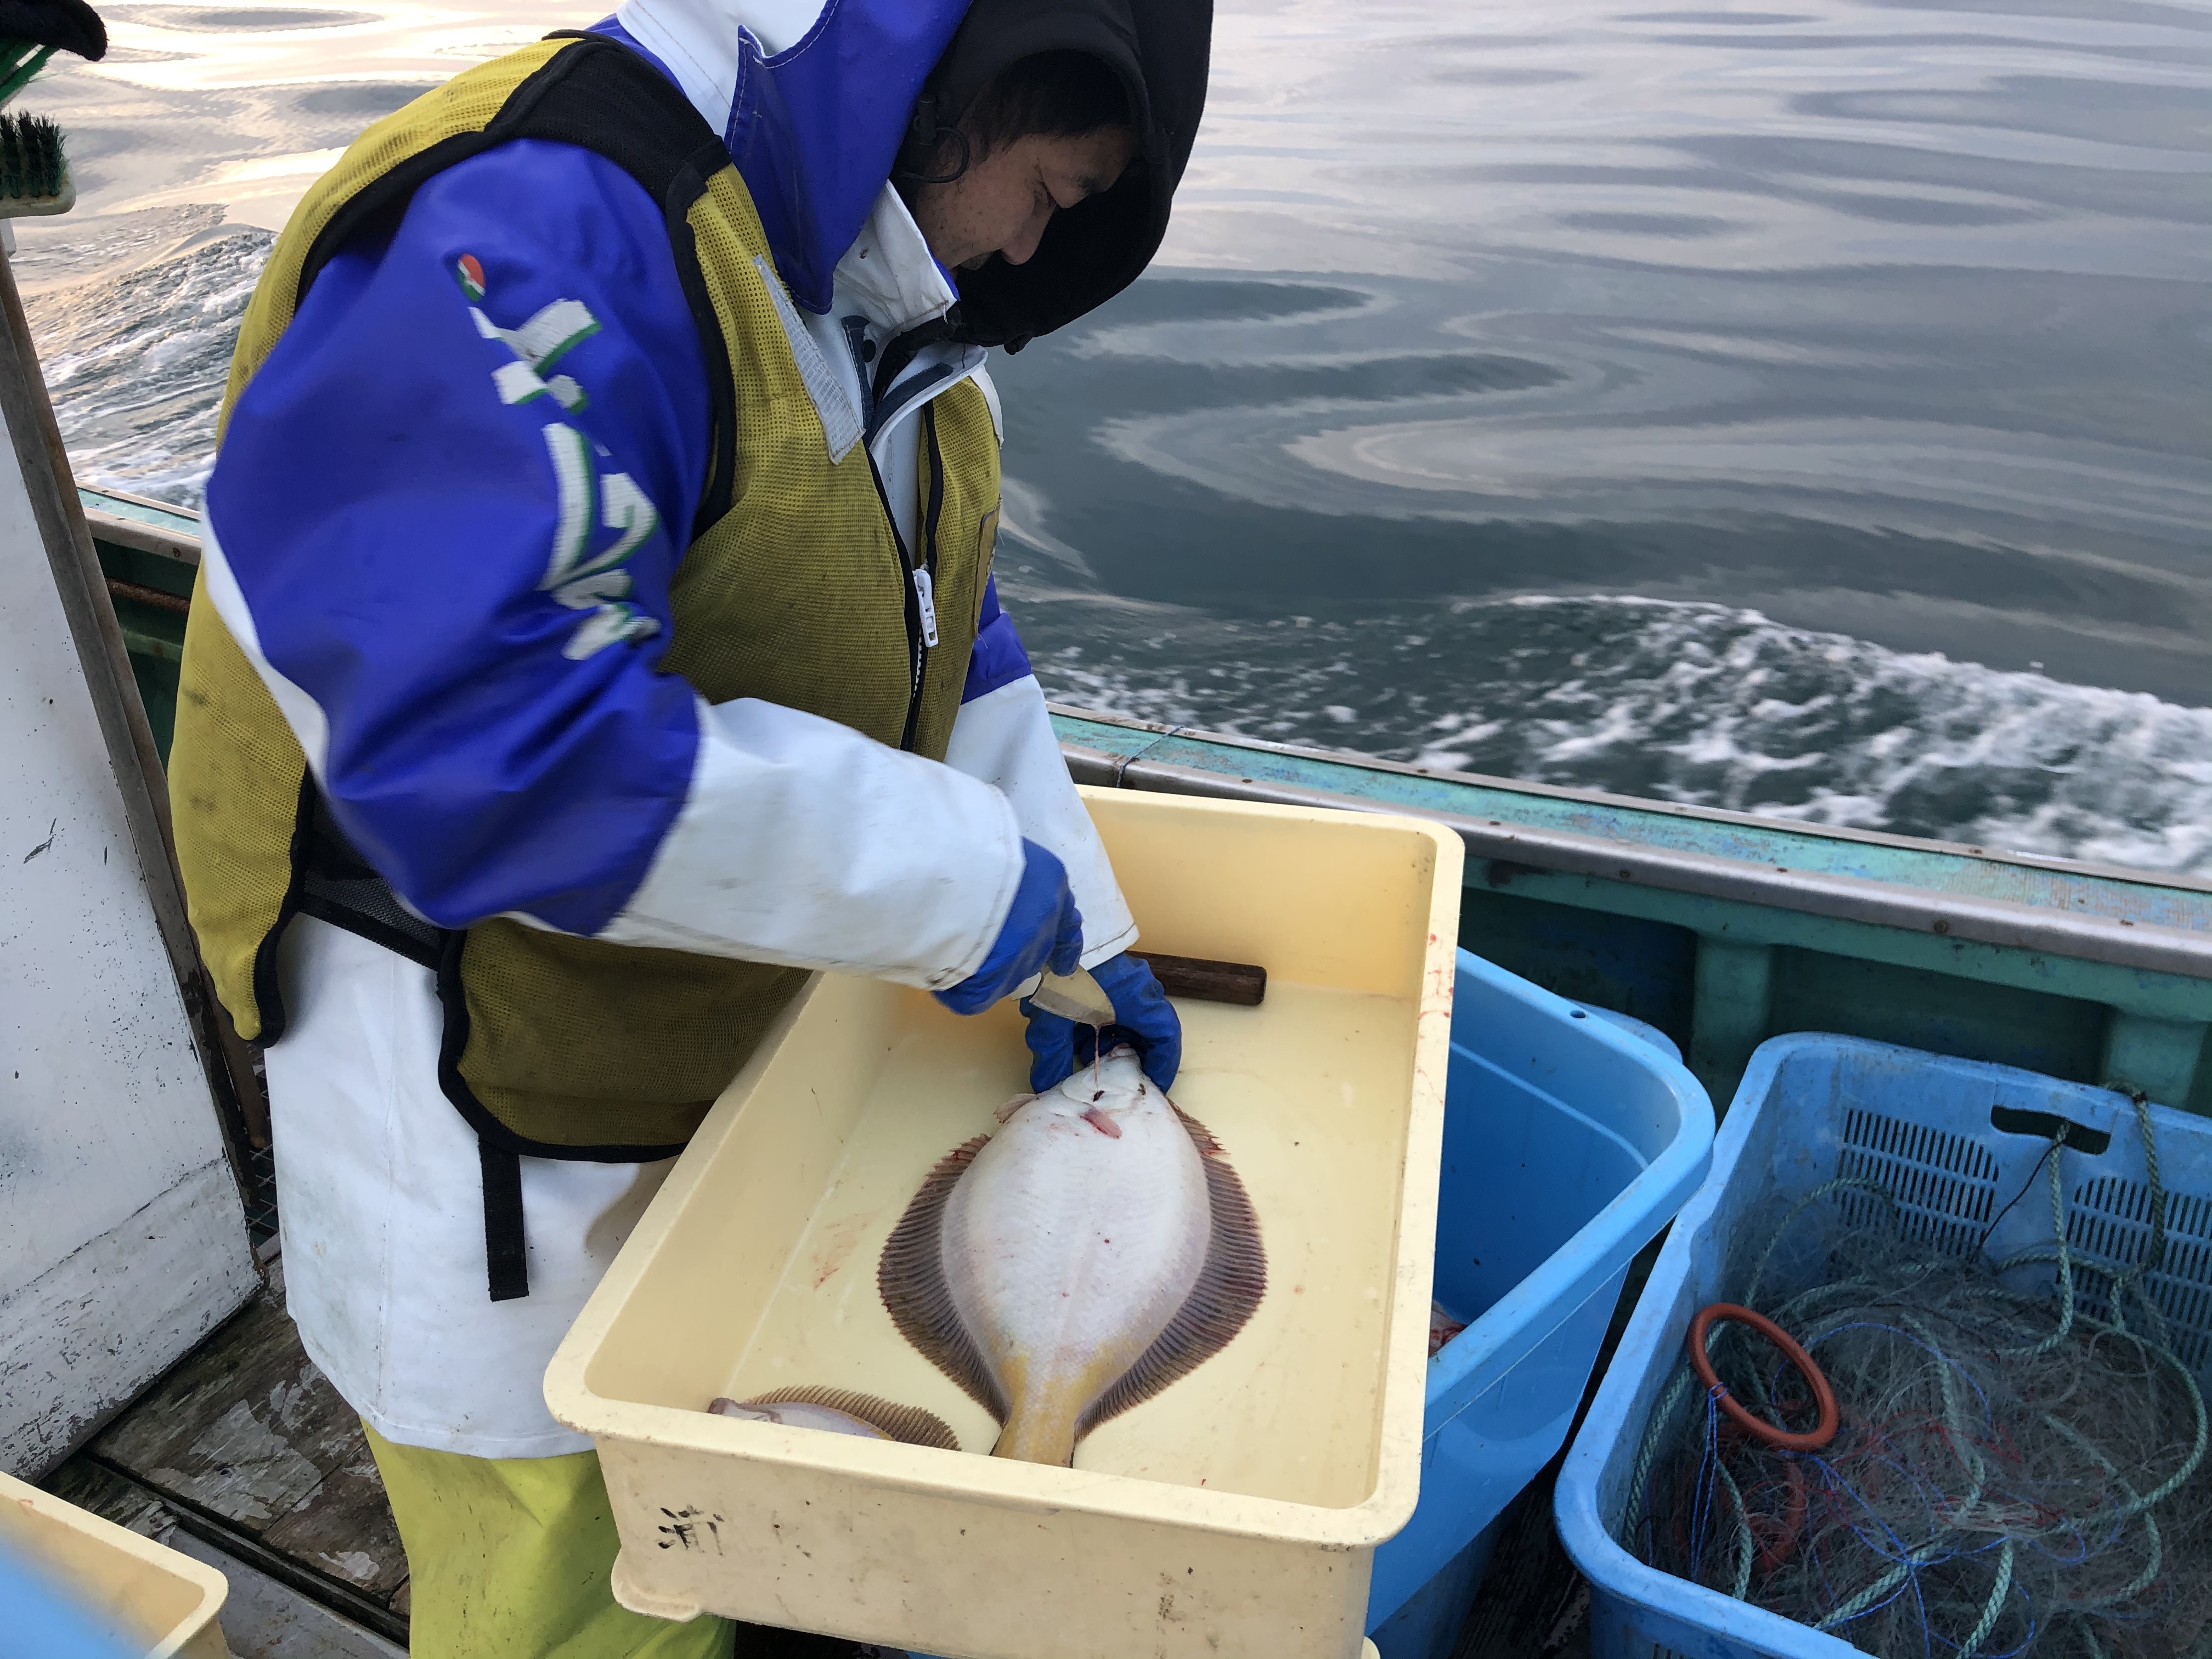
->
<box><xmin>878</xmin><ymin>1046</ymin><xmax>1266</xmax><ymax>1466</ymax></box>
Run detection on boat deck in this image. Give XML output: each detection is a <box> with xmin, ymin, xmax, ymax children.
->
<box><xmin>45</xmin><ymin>1265</ymin><xmax>411</xmax><ymax>1657</ymax></box>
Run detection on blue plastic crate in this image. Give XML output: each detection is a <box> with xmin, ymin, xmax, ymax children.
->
<box><xmin>1555</xmin><ymin>1034</ymin><xmax>2212</xmax><ymax>1659</ymax></box>
<box><xmin>1368</xmin><ymin>951</ymin><xmax>1715</xmax><ymax>1659</ymax></box>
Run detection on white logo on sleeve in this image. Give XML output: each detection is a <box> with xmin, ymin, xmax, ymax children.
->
<box><xmin>459</xmin><ymin>282</ymin><xmax>667</xmax><ymax>662</ymax></box>
<box><xmin>542</xmin><ymin>423</ymin><xmax>662</xmax><ymax>661</ymax></box>
<box><xmin>474</xmin><ymin>298</ymin><xmax>600</xmax><ymax>411</ymax></box>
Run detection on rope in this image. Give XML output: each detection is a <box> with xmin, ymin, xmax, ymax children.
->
<box><xmin>2017</xmin><ymin>1143</ymin><xmax>2075</xmax><ymax>1357</ymax></box>
<box><xmin>1716</xmin><ymin>1454</ymin><xmax>1755</xmax><ymax>1602</ymax></box>
<box><xmin>2105</xmin><ymin>1092</ymin><xmax>2170</xmax><ymax>1344</ymax></box>
<box><xmin>1959</xmin><ymin>1541</ymin><xmax>2016</xmax><ymax>1659</ymax></box>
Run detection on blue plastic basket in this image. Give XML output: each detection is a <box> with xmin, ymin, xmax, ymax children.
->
<box><xmin>1555</xmin><ymin>1034</ymin><xmax>2212</xmax><ymax>1659</ymax></box>
<box><xmin>1367</xmin><ymin>950</ymin><xmax>1715</xmax><ymax>1659</ymax></box>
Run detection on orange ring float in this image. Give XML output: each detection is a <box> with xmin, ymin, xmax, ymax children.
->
<box><xmin>1686</xmin><ymin>1303</ymin><xmax>1838</xmax><ymax>1453</ymax></box>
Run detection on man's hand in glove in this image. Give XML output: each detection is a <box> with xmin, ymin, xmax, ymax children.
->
<box><xmin>1020</xmin><ymin>951</ymin><xmax>1181</xmax><ymax>1093</ymax></box>
<box><xmin>934</xmin><ymin>840</ymin><xmax>1083</xmax><ymax>1015</ymax></box>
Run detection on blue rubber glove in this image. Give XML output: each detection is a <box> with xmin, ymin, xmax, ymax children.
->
<box><xmin>934</xmin><ymin>839</ymin><xmax>1083</xmax><ymax>1015</ymax></box>
<box><xmin>1021</xmin><ymin>950</ymin><xmax>1182</xmax><ymax>1093</ymax></box>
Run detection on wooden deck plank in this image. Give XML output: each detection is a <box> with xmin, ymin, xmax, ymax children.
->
<box><xmin>44</xmin><ymin>1455</ymin><xmax>174</xmax><ymax>1538</ymax></box>
<box><xmin>262</xmin><ymin>1452</ymin><xmax>409</xmax><ymax>1602</ymax></box>
<box><xmin>89</xmin><ymin>1291</ymin><xmax>331</xmax><ymax>1524</ymax></box>
<box><xmin>165</xmin><ymin>1528</ymin><xmax>410</xmax><ymax>1659</ymax></box>
<box><xmin>82</xmin><ymin>1273</ymin><xmax>411</xmax><ymax>1616</ymax></box>
<box><xmin>45</xmin><ymin>1458</ymin><xmax>410</xmax><ymax>1656</ymax></box>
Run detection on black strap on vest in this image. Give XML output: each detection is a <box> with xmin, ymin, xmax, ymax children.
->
<box><xmin>297</xmin><ymin>789</ymin><xmax>444</xmax><ymax>969</ymax></box>
<box><xmin>295</xmin><ymin>31</ymin><xmax>741</xmax><ymax>539</ymax></box>
<box><xmin>291</xmin><ymin>792</ymin><xmax>521</xmax><ymax>1300</ymax></box>
<box><xmin>479</xmin><ymin>1141</ymin><xmax>531</xmax><ymax>1301</ymax></box>
<box><xmin>292</xmin><ymin>788</ymin><xmax>690</xmax><ymax>1301</ymax></box>
<box><xmin>296</xmin><ymin>799</ymin><xmax>534</xmax><ymax>1299</ymax></box>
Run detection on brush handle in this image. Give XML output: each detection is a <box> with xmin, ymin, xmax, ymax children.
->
<box><xmin>1127</xmin><ymin>952</ymin><xmax>1267</xmax><ymax>1007</ymax></box>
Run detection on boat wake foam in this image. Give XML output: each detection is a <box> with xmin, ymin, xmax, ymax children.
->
<box><xmin>26</xmin><ymin>225</ymin><xmax>272</xmax><ymax>509</ymax></box>
<box><xmin>1023</xmin><ymin>591</ymin><xmax>2212</xmax><ymax>875</ymax></box>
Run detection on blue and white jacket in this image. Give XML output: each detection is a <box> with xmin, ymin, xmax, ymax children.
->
<box><xmin>202</xmin><ymin>0</ymin><xmax>1137</xmax><ymax>990</ymax></box>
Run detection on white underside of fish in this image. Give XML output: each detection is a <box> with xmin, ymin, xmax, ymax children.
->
<box><xmin>879</xmin><ymin>1048</ymin><xmax>1266</xmax><ymax>1466</ymax></box>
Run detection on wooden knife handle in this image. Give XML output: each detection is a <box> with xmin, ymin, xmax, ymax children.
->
<box><xmin>1128</xmin><ymin>951</ymin><xmax>1267</xmax><ymax>1007</ymax></box>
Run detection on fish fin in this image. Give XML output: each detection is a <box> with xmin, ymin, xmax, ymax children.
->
<box><xmin>994</xmin><ymin>1092</ymin><xmax>1037</xmax><ymax>1124</ymax></box>
<box><xmin>878</xmin><ymin>1134</ymin><xmax>1011</xmax><ymax>1423</ymax></box>
<box><xmin>743</xmin><ymin>1386</ymin><xmax>962</xmax><ymax>1452</ymax></box>
<box><xmin>1077</xmin><ymin>1107</ymin><xmax>1268</xmax><ymax>1437</ymax></box>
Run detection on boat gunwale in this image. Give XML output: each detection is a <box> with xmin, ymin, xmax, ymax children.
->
<box><xmin>1071</xmin><ymin>745</ymin><xmax>2211</xmax><ymax>983</ymax></box>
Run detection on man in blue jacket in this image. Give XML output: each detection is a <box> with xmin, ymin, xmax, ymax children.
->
<box><xmin>166</xmin><ymin>0</ymin><xmax>1213</xmax><ymax>1652</ymax></box>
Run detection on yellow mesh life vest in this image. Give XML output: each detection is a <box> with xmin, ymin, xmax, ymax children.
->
<box><xmin>170</xmin><ymin>35</ymin><xmax>999</xmax><ymax>1165</ymax></box>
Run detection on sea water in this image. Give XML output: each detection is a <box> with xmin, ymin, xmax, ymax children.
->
<box><xmin>15</xmin><ymin>0</ymin><xmax>2210</xmax><ymax>871</ymax></box>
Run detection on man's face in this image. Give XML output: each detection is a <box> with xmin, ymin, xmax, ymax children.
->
<box><xmin>910</xmin><ymin>125</ymin><xmax>1138</xmax><ymax>273</ymax></box>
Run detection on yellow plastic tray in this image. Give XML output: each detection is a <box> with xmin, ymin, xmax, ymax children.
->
<box><xmin>548</xmin><ymin>789</ymin><xmax>1462</xmax><ymax>1659</ymax></box>
<box><xmin>1</xmin><ymin>1470</ymin><xmax>229</xmax><ymax>1658</ymax></box>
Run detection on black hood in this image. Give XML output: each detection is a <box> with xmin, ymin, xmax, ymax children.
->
<box><xmin>924</xmin><ymin>0</ymin><xmax>1212</xmax><ymax>350</ymax></box>
<box><xmin>0</xmin><ymin>0</ymin><xmax>106</xmax><ymax>60</ymax></box>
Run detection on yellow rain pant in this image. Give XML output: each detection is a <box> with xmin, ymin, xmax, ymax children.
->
<box><xmin>364</xmin><ymin>1424</ymin><xmax>732</xmax><ymax>1659</ymax></box>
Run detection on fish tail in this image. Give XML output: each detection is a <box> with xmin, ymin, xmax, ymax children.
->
<box><xmin>990</xmin><ymin>1405</ymin><xmax>1081</xmax><ymax>1468</ymax></box>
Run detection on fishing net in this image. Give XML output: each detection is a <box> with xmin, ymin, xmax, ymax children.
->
<box><xmin>1627</xmin><ymin>1096</ymin><xmax>2212</xmax><ymax>1659</ymax></box>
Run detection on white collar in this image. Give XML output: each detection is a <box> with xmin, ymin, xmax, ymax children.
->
<box><xmin>833</xmin><ymin>188</ymin><xmax>959</xmax><ymax>337</ymax></box>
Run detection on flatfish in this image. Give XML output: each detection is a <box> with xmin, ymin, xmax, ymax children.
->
<box><xmin>878</xmin><ymin>1046</ymin><xmax>1266</xmax><ymax>1466</ymax></box>
<box><xmin>707</xmin><ymin>1386</ymin><xmax>959</xmax><ymax>1449</ymax></box>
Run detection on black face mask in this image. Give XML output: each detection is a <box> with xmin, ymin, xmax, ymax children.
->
<box><xmin>908</xmin><ymin>0</ymin><xmax>1214</xmax><ymax>352</ymax></box>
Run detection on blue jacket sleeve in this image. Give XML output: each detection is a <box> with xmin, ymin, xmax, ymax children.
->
<box><xmin>962</xmin><ymin>575</ymin><xmax>1034</xmax><ymax>703</ymax></box>
<box><xmin>206</xmin><ymin>138</ymin><xmax>713</xmax><ymax>936</ymax></box>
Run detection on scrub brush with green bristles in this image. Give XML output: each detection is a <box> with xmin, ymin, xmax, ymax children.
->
<box><xmin>0</xmin><ymin>0</ymin><xmax>111</xmax><ymax>216</ymax></box>
<box><xmin>0</xmin><ymin>110</ymin><xmax>68</xmax><ymax>211</ymax></box>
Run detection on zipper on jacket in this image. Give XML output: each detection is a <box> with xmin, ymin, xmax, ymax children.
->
<box><xmin>899</xmin><ymin>404</ymin><xmax>948</xmax><ymax>753</ymax></box>
<box><xmin>854</xmin><ymin>314</ymin><xmax>969</xmax><ymax>752</ymax></box>
<box><xmin>862</xmin><ymin>448</ymin><xmax>928</xmax><ymax>753</ymax></box>
<box><xmin>848</xmin><ymin>313</ymin><xmax>932</xmax><ymax>750</ymax></box>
